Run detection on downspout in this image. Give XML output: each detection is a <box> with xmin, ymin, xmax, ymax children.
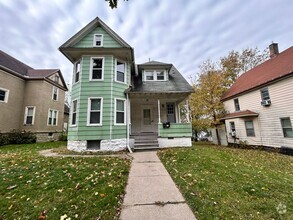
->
<box><xmin>110</xmin><ymin>56</ymin><xmax>113</xmax><ymax>141</ymax></box>
<box><xmin>126</xmin><ymin>92</ymin><xmax>133</xmax><ymax>153</ymax></box>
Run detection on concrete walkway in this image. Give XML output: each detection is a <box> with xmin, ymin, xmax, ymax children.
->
<box><xmin>120</xmin><ymin>151</ymin><xmax>196</xmax><ymax>220</ymax></box>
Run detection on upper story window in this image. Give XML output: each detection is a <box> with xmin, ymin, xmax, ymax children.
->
<box><xmin>260</xmin><ymin>88</ymin><xmax>271</xmax><ymax>106</ymax></box>
<box><xmin>280</xmin><ymin>117</ymin><xmax>293</xmax><ymax>138</ymax></box>
<box><xmin>71</xmin><ymin>100</ymin><xmax>78</xmax><ymax>126</ymax></box>
<box><xmin>74</xmin><ymin>61</ymin><xmax>80</xmax><ymax>83</ymax></box>
<box><xmin>93</xmin><ymin>34</ymin><xmax>103</xmax><ymax>47</ymax></box>
<box><xmin>54</xmin><ymin>75</ymin><xmax>59</xmax><ymax>83</ymax></box>
<box><xmin>115</xmin><ymin>98</ymin><xmax>126</xmax><ymax>125</ymax></box>
<box><xmin>52</xmin><ymin>86</ymin><xmax>58</xmax><ymax>101</ymax></box>
<box><xmin>24</xmin><ymin>106</ymin><xmax>35</xmax><ymax>125</ymax></box>
<box><xmin>88</xmin><ymin>98</ymin><xmax>102</xmax><ymax>126</ymax></box>
<box><xmin>90</xmin><ymin>57</ymin><xmax>104</xmax><ymax>80</ymax></box>
<box><xmin>48</xmin><ymin>109</ymin><xmax>58</xmax><ymax>126</ymax></box>
<box><xmin>144</xmin><ymin>70</ymin><xmax>166</xmax><ymax>81</ymax></box>
<box><xmin>234</xmin><ymin>98</ymin><xmax>240</xmax><ymax>111</ymax></box>
<box><xmin>245</xmin><ymin>120</ymin><xmax>255</xmax><ymax>137</ymax></box>
<box><xmin>0</xmin><ymin>88</ymin><xmax>9</xmax><ymax>103</ymax></box>
<box><xmin>116</xmin><ymin>60</ymin><xmax>126</xmax><ymax>83</ymax></box>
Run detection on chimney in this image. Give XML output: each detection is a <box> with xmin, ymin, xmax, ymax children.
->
<box><xmin>269</xmin><ymin>42</ymin><xmax>279</xmax><ymax>58</ymax></box>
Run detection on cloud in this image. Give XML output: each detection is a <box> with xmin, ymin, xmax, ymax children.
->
<box><xmin>0</xmin><ymin>0</ymin><xmax>293</xmax><ymax>83</ymax></box>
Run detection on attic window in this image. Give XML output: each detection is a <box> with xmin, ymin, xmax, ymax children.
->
<box><xmin>93</xmin><ymin>34</ymin><xmax>103</xmax><ymax>47</ymax></box>
<box><xmin>144</xmin><ymin>70</ymin><xmax>166</xmax><ymax>81</ymax></box>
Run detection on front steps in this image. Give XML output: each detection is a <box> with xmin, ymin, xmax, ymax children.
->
<box><xmin>131</xmin><ymin>133</ymin><xmax>159</xmax><ymax>150</ymax></box>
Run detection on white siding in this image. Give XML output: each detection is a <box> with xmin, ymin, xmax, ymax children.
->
<box><xmin>224</xmin><ymin>77</ymin><xmax>293</xmax><ymax>149</ymax></box>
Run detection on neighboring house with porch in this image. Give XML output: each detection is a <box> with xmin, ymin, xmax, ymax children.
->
<box><xmin>59</xmin><ymin>17</ymin><xmax>193</xmax><ymax>152</ymax></box>
<box><xmin>0</xmin><ymin>50</ymin><xmax>68</xmax><ymax>142</ymax></box>
<box><xmin>221</xmin><ymin>43</ymin><xmax>293</xmax><ymax>149</ymax></box>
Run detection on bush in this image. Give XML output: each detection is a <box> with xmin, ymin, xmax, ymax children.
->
<box><xmin>59</xmin><ymin>132</ymin><xmax>67</xmax><ymax>141</ymax></box>
<box><xmin>0</xmin><ymin>130</ymin><xmax>36</xmax><ymax>146</ymax></box>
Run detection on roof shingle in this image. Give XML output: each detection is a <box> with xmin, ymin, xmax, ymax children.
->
<box><xmin>222</xmin><ymin>46</ymin><xmax>293</xmax><ymax>100</ymax></box>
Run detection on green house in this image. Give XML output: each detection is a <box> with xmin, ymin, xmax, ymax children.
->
<box><xmin>59</xmin><ymin>17</ymin><xmax>193</xmax><ymax>152</ymax></box>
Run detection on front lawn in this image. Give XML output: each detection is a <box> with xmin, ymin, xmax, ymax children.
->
<box><xmin>0</xmin><ymin>142</ymin><xmax>131</xmax><ymax>219</ymax></box>
<box><xmin>158</xmin><ymin>143</ymin><xmax>293</xmax><ymax>219</ymax></box>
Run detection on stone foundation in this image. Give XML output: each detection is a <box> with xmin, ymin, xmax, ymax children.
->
<box><xmin>158</xmin><ymin>137</ymin><xmax>192</xmax><ymax>148</ymax></box>
<box><xmin>67</xmin><ymin>138</ymin><xmax>127</xmax><ymax>152</ymax></box>
<box><xmin>36</xmin><ymin>132</ymin><xmax>61</xmax><ymax>142</ymax></box>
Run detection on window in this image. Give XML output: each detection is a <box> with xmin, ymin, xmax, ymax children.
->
<box><xmin>245</xmin><ymin>120</ymin><xmax>255</xmax><ymax>137</ymax></box>
<box><xmin>88</xmin><ymin>98</ymin><xmax>102</xmax><ymax>125</ymax></box>
<box><xmin>48</xmin><ymin>109</ymin><xmax>58</xmax><ymax>126</ymax></box>
<box><xmin>74</xmin><ymin>61</ymin><xmax>80</xmax><ymax>83</ymax></box>
<box><xmin>90</xmin><ymin>58</ymin><xmax>103</xmax><ymax>80</ymax></box>
<box><xmin>116</xmin><ymin>60</ymin><xmax>126</xmax><ymax>83</ymax></box>
<box><xmin>93</xmin><ymin>34</ymin><xmax>103</xmax><ymax>47</ymax></box>
<box><xmin>24</xmin><ymin>107</ymin><xmax>35</xmax><ymax>125</ymax></box>
<box><xmin>0</xmin><ymin>88</ymin><xmax>9</xmax><ymax>103</ymax></box>
<box><xmin>260</xmin><ymin>88</ymin><xmax>270</xmax><ymax>101</ymax></box>
<box><xmin>52</xmin><ymin>86</ymin><xmax>58</xmax><ymax>100</ymax></box>
<box><xmin>234</xmin><ymin>98</ymin><xmax>240</xmax><ymax>111</ymax></box>
<box><xmin>115</xmin><ymin>99</ymin><xmax>126</xmax><ymax>124</ymax></box>
<box><xmin>230</xmin><ymin>121</ymin><xmax>236</xmax><ymax>132</ymax></box>
<box><xmin>71</xmin><ymin>100</ymin><xmax>77</xmax><ymax>126</ymax></box>
<box><xmin>144</xmin><ymin>70</ymin><xmax>166</xmax><ymax>81</ymax></box>
<box><xmin>54</xmin><ymin>75</ymin><xmax>59</xmax><ymax>83</ymax></box>
<box><xmin>280</xmin><ymin>117</ymin><xmax>293</xmax><ymax>137</ymax></box>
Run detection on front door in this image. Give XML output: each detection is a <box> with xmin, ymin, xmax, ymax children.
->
<box><xmin>141</xmin><ymin>108</ymin><xmax>153</xmax><ymax>132</ymax></box>
<box><xmin>166</xmin><ymin>103</ymin><xmax>176</xmax><ymax>123</ymax></box>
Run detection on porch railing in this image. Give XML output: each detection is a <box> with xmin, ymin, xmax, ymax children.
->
<box><xmin>158</xmin><ymin>123</ymin><xmax>192</xmax><ymax>138</ymax></box>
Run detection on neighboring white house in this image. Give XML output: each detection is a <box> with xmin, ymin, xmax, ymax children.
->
<box><xmin>221</xmin><ymin>43</ymin><xmax>293</xmax><ymax>149</ymax></box>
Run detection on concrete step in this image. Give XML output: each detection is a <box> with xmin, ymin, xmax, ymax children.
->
<box><xmin>134</xmin><ymin>139</ymin><xmax>158</xmax><ymax>143</ymax></box>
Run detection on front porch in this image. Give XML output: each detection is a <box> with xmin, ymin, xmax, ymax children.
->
<box><xmin>127</xmin><ymin>93</ymin><xmax>192</xmax><ymax>150</ymax></box>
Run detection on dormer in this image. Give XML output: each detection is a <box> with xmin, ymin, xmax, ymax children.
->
<box><xmin>138</xmin><ymin>61</ymin><xmax>172</xmax><ymax>82</ymax></box>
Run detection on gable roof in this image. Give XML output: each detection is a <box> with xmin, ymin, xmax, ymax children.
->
<box><xmin>222</xmin><ymin>46</ymin><xmax>293</xmax><ymax>101</ymax></box>
<box><xmin>59</xmin><ymin>17</ymin><xmax>132</xmax><ymax>49</ymax></box>
<box><xmin>128</xmin><ymin>64</ymin><xmax>193</xmax><ymax>94</ymax></box>
<box><xmin>0</xmin><ymin>50</ymin><xmax>68</xmax><ymax>91</ymax></box>
<box><xmin>0</xmin><ymin>50</ymin><xmax>33</xmax><ymax>76</ymax></box>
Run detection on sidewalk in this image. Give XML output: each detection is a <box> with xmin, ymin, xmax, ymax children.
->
<box><xmin>120</xmin><ymin>151</ymin><xmax>196</xmax><ymax>220</ymax></box>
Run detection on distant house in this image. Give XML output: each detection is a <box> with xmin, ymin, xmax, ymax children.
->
<box><xmin>221</xmin><ymin>43</ymin><xmax>293</xmax><ymax>149</ymax></box>
<box><xmin>59</xmin><ymin>17</ymin><xmax>193</xmax><ymax>152</ymax></box>
<box><xmin>0</xmin><ymin>50</ymin><xmax>68</xmax><ymax>141</ymax></box>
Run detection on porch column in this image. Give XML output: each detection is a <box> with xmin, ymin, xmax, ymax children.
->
<box><xmin>158</xmin><ymin>99</ymin><xmax>161</xmax><ymax>123</ymax></box>
<box><xmin>186</xmin><ymin>99</ymin><xmax>190</xmax><ymax>123</ymax></box>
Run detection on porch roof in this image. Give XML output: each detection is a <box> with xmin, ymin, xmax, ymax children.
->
<box><xmin>221</xmin><ymin>110</ymin><xmax>259</xmax><ymax>120</ymax></box>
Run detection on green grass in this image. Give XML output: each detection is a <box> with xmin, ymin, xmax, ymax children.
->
<box><xmin>51</xmin><ymin>145</ymin><xmax>128</xmax><ymax>155</ymax></box>
<box><xmin>0</xmin><ymin>142</ymin><xmax>131</xmax><ymax>219</ymax></box>
<box><xmin>158</xmin><ymin>143</ymin><xmax>293</xmax><ymax>219</ymax></box>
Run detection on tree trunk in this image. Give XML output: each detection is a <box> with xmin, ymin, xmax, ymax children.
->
<box><xmin>215</xmin><ymin>127</ymin><xmax>221</xmax><ymax>145</ymax></box>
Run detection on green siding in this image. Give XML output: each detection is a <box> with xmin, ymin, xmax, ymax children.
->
<box><xmin>68</xmin><ymin>54</ymin><xmax>131</xmax><ymax>142</ymax></box>
<box><xmin>74</xmin><ymin>27</ymin><xmax>122</xmax><ymax>48</ymax></box>
<box><xmin>159</xmin><ymin>123</ymin><xmax>192</xmax><ymax>138</ymax></box>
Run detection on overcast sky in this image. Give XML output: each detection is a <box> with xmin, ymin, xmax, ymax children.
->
<box><xmin>1</xmin><ymin>0</ymin><xmax>293</xmax><ymax>84</ymax></box>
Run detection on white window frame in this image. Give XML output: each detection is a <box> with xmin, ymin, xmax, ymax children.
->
<box><xmin>234</xmin><ymin>98</ymin><xmax>240</xmax><ymax>111</ymax></box>
<box><xmin>24</xmin><ymin>106</ymin><xmax>36</xmax><ymax>125</ymax></box>
<box><xmin>93</xmin><ymin>34</ymin><xmax>103</xmax><ymax>47</ymax></box>
<box><xmin>115</xmin><ymin>59</ymin><xmax>127</xmax><ymax>84</ymax></box>
<box><xmin>73</xmin><ymin>60</ymin><xmax>81</xmax><ymax>84</ymax></box>
<box><xmin>71</xmin><ymin>99</ymin><xmax>78</xmax><ymax>126</ymax></box>
<box><xmin>114</xmin><ymin>98</ymin><xmax>126</xmax><ymax>125</ymax></box>
<box><xmin>143</xmin><ymin>70</ymin><xmax>167</xmax><ymax>81</ymax></box>
<box><xmin>0</xmin><ymin>87</ymin><xmax>9</xmax><ymax>103</ymax></box>
<box><xmin>52</xmin><ymin>86</ymin><xmax>58</xmax><ymax>101</ymax></box>
<box><xmin>245</xmin><ymin>120</ymin><xmax>255</xmax><ymax>137</ymax></box>
<box><xmin>280</xmin><ymin>117</ymin><xmax>293</xmax><ymax>138</ymax></box>
<box><xmin>48</xmin><ymin>109</ymin><xmax>58</xmax><ymax>126</ymax></box>
<box><xmin>87</xmin><ymin>97</ymin><xmax>103</xmax><ymax>126</ymax></box>
<box><xmin>54</xmin><ymin>75</ymin><xmax>59</xmax><ymax>83</ymax></box>
<box><xmin>89</xmin><ymin>57</ymin><xmax>104</xmax><ymax>81</ymax></box>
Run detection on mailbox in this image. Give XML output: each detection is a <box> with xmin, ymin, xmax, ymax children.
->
<box><xmin>163</xmin><ymin>122</ymin><xmax>170</xmax><ymax>129</ymax></box>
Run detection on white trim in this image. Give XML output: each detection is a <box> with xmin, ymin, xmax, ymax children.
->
<box><xmin>0</xmin><ymin>87</ymin><xmax>9</xmax><ymax>103</ymax></box>
<box><xmin>110</xmin><ymin>56</ymin><xmax>113</xmax><ymax>139</ymax></box>
<box><xmin>114</xmin><ymin>58</ymin><xmax>127</xmax><ymax>84</ymax></box>
<box><xmin>73</xmin><ymin>59</ymin><xmax>81</xmax><ymax>84</ymax></box>
<box><xmin>89</xmin><ymin>57</ymin><xmax>104</xmax><ymax>81</ymax></box>
<box><xmin>143</xmin><ymin>70</ymin><xmax>167</xmax><ymax>81</ymax></box>
<box><xmin>24</xmin><ymin>106</ymin><xmax>36</xmax><ymax>125</ymax></box>
<box><xmin>52</xmin><ymin>86</ymin><xmax>58</xmax><ymax>101</ymax></box>
<box><xmin>47</xmin><ymin>109</ymin><xmax>58</xmax><ymax>126</ymax></box>
<box><xmin>93</xmin><ymin>34</ymin><xmax>103</xmax><ymax>47</ymax></box>
<box><xmin>87</xmin><ymin>97</ymin><xmax>103</xmax><ymax>126</ymax></box>
<box><xmin>114</xmin><ymin>98</ymin><xmax>126</xmax><ymax>125</ymax></box>
<box><xmin>70</xmin><ymin>99</ymin><xmax>78</xmax><ymax>127</ymax></box>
